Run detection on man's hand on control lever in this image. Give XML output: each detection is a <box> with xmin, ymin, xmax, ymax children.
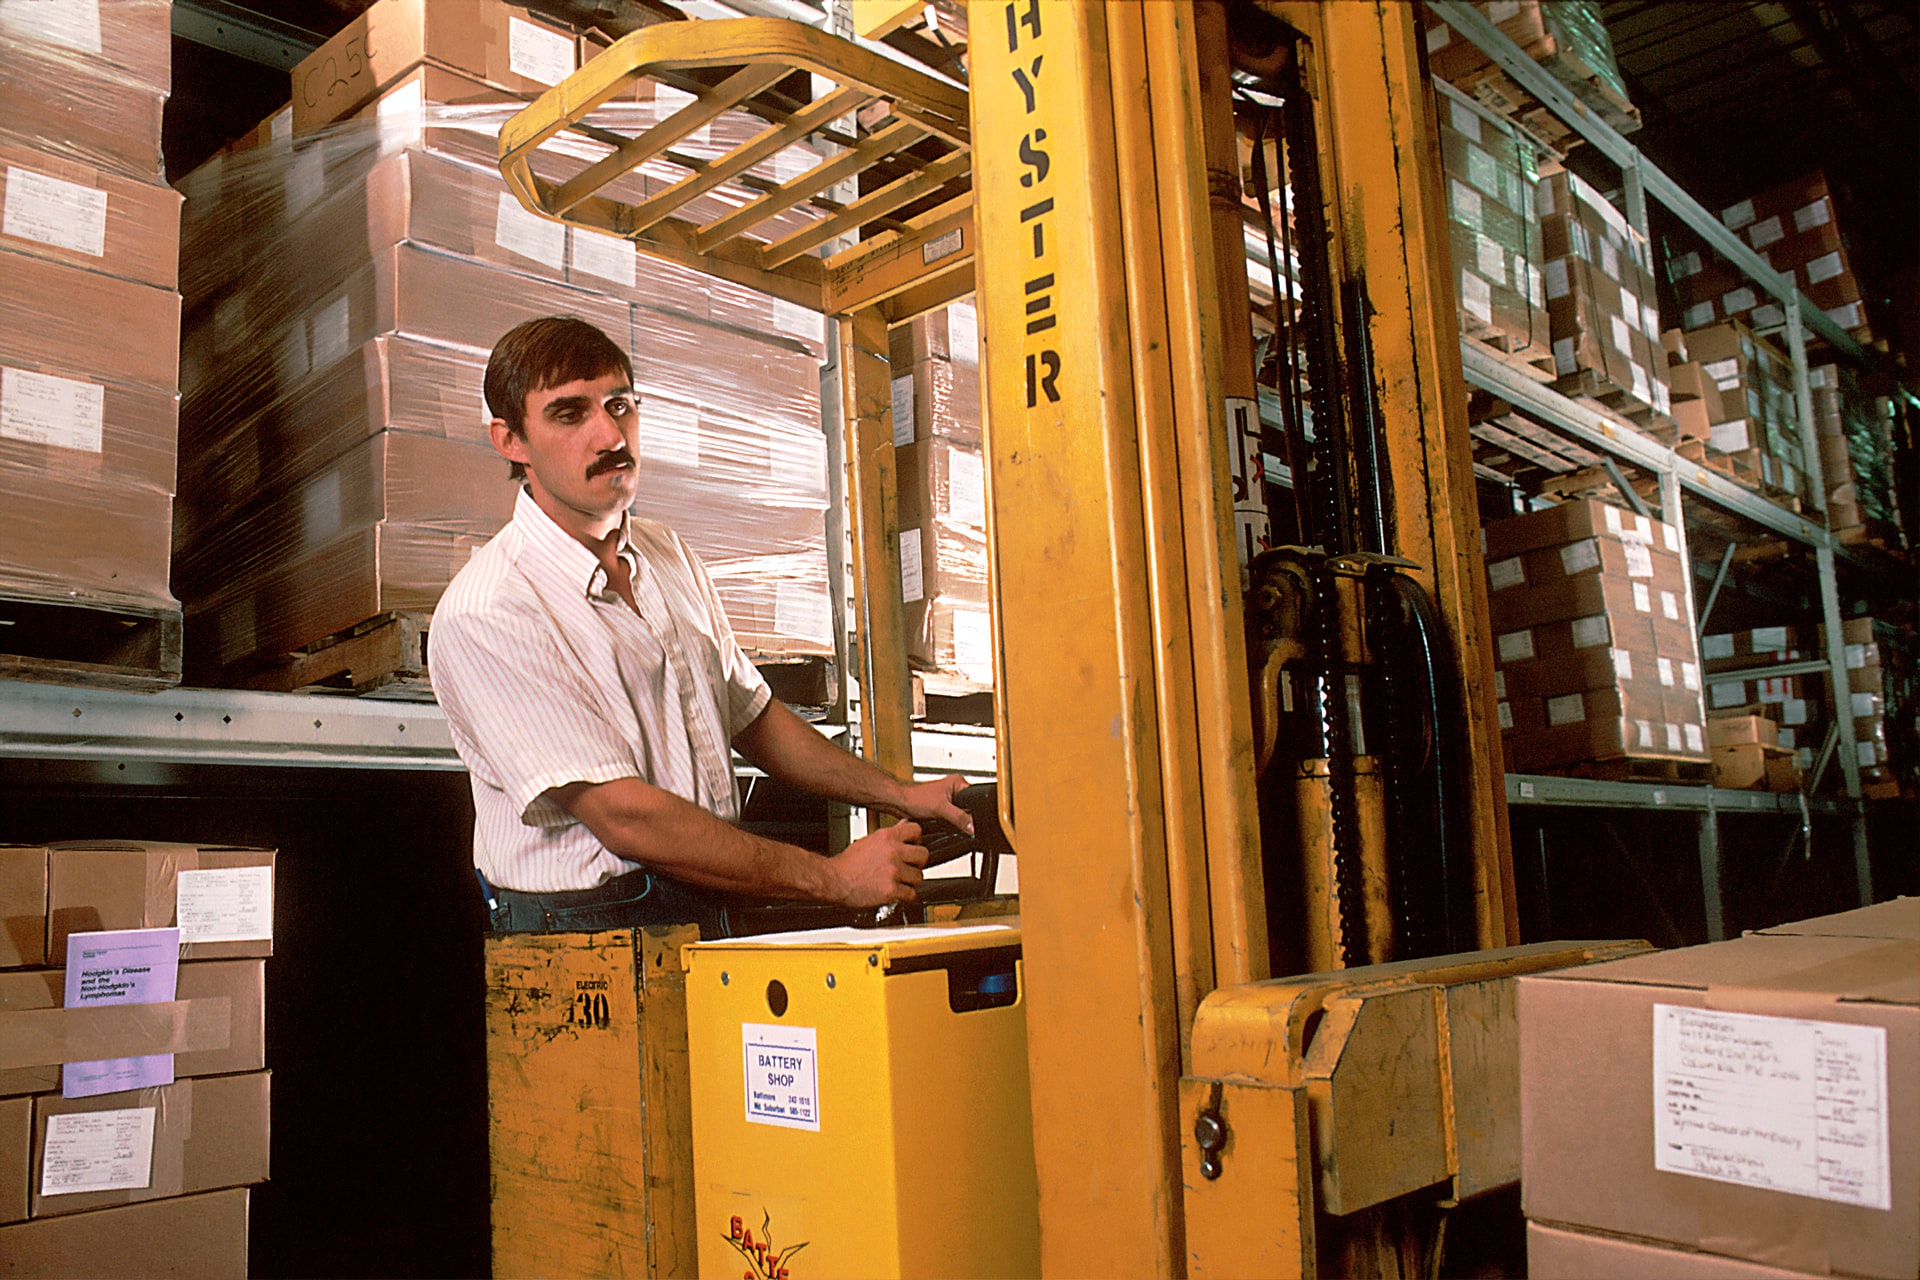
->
<box><xmin>887</xmin><ymin>773</ymin><xmax>975</xmax><ymax>836</ymax></box>
<box><xmin>828</xmin><ymin>821</ymin><xmax>929</xmax><ymax>908</ymax></box>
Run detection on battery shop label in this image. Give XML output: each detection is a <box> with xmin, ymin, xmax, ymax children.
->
<box><xmin>743</xmin><ymin>1022</ymin><xmax>820</xmax><ymax>1131</ymax></box>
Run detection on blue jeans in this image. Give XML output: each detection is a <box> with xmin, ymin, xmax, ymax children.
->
<box><xmin>482</xmin><ymin>866</ymin><xmax>735</xmax><ymax>939</ymax></box>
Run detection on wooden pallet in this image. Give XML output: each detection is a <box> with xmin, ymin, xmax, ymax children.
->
<box><xmin>1464</xmin><ymin>332</ymin><xmax>1556</xmax><ymax>384</ymax></box>
<box><xmin>1551</xmin><ymin>755</ymin><xmax>1715</xmax><ymax>786</ymax></box>
<box><xmin>755</xmin><ymin>654</ymin><xmax>838</xmax><ymax>711</ymax></box>
<box><xmin>237</xmin><ymin>611</ymin><xmax>434</xmax><ymax>700</ymax></box>
<box><xmin>0</xmin><ymin>591</ymin><xmax>183</xmax><ymax>692</ymax></box>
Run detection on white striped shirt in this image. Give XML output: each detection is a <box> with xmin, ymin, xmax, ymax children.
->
<box><xmin>432</xmin><ymin>486</ymin><xmax>772</xmax><ymax>891</ymax></box>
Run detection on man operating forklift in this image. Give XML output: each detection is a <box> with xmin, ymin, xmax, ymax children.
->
<box><xmin>433</xmin><ymin>315</ymin><xmax>972</xmax><ymax>938</ymax></box>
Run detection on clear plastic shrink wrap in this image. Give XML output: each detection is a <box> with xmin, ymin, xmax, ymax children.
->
<box><xmin>175</xmin><ymin>83</ymin><xmax>835</xmax><ymax>677</ymax></box>
<box><xmin>0</xmin><ymin>0</ymin><xmax>180</xmax><ymax>614</ymax></box>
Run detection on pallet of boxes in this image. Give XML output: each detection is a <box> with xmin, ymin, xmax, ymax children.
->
<box><xmin>173</xmin><ymin>0</ymin><xmax>836</xmax><ymax>695</ymax></box>
<box><xmin>892</xmin><ymin>301</ymin><xmax>994</xmax><ymax>715</ymax></box>
<box><xmin>0</xmin><ymin>0</ymin><xmax>183</xmax><ymax>688</ymax></box>
<box><xmin>1486</xmin><ymin>498</ymin><xmax>1710</xmax><ymax>779</ymax></box>
<box><xmin>0</xmin><ymin>841</ymin><xmax>274</xmax><ymax>1277</ymax></box>
<box><xmin>1522</xmin><ymin>896</ymin><xmax>1918</xmax><ymax>1279</ymax></box>
<box><xmin>1811</xmin><ymin>364</ymin><xmax>1905</xmax><ymax>550</ymax></box>
<box><xmin>1663</xmin><ymin>320</ymin><xmax>1810</xmax><ymax>512</ymax></box>
<box><xmin>1421</xmin><ymin>0</ymin><xmax>1641</xmax><ymax>151</ymax></box>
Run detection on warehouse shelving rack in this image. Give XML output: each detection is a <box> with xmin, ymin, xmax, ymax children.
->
<box><xmin>1431</xmin><ymin>0</ymin><xmax>1902</xmax><ymax>938</ymax></box>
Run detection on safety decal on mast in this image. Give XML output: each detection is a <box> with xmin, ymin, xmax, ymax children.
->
<box><xmin>1004</xmin><ymin>1</ymin><xmax>1062</xmax><ymax>409</ymax></box>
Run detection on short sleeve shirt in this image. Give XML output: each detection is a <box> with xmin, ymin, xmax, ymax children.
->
<box><xmin>432</xmin><ymin>487</ymin><xmax>772</xmax><ymax>891</ymax></box>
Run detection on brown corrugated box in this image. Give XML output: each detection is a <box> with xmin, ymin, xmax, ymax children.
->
<box><xmin>1529</xmin><ymin>1220</ymin><xmax>1822</xmax><ymax>1279</ymax></box>
<box><xmin>27</xmin><ymin>1071</ymin><xmax>270</xmax><ymax>1217</ymax></box>
<box><xmin>0</xmin><ymin>0</ymin><xmax>173</xmax><ymax>93</ymax></box>
<box><xmin>0</xmin><ymin>145</ymin><xmax>182</xmax><ymax>290</ymax></box>
<box><xmin>896</xmin><ymin>357</ymin><xmax>982</xmax><ymax>446</ymax></box>
<box><xmin>1502</xmin><ymin>688</ymin><xmax>1707</xmax><ymax>767</ymax></box>
<box><xmin>632</xmin><ymin>305</ymin><xmax>822</xmax><ymax>442</ymax></box>
<box><xmin>1521</xmin><ymin>921</ymin><xmax>1918</xmax><ymax>1279</ymax></box>
<box><xmin>0</xmin><ymin>1186</ymin><xmax>249</xmax><ymax>1278</ymax></box>
<box><xmin>0</xmin><ymin>959</ymin><xmax>265</xmax><ymax>1099</ymax></box>
<box><xmin>1483</xmin><ymin>497</ymin><xmax>1677</xmax><ymax>561</ymax></box>
<box><xmin>0</xmin><ymin>372</ymin><xmax>177</xmax><ymax>497</ymax></box>
<box><xmin>0</xmin><ymin>479</ymin><xmax>174</xmax><ymax>610</ymax></box>
<box><xmin>291</xmin><ymin>0</ymin><xmax>580</xmax><ymax>133</ymax></box>
<box><xmin>0</xmin><ymin>249</ymin><xmax>180</xmax><ymax>393</ymax></box>
<box><xmin>0</xmin><ymin>849</ymin><xmax>49</xmax><ymax>970</ymax></box>
<box><xmin>0</xmin><ymin>1096</ymin><xmax>26</xmax><ymax>1223</ymax></box>
<box><xmin>0</xmin><ymin>48</ymin><xmax>167</xmax><ymax>182</ymax></box>
<box><xmin>46</xmin><ymin>844</ymin><xmax>275</xmax><ymax>966</ymax></box>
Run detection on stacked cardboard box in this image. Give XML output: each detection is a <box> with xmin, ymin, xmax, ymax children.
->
<box><xmin>1810</xmin><ymin>363</ymin><xmax>1902</xmax><ymax>544</ymax></box>
<box><xmin>1668</xmin><ymin>172</ymin><xmax>1873</xmax><ymax>342</ymax></box>
<box><xmin>1486</xmin><ymin>499</ymin><xmax>1707</xmax><ymax>771</ymax></box>
<box><xmin>1522</xmin><ymin>898</ymin><xmax>1919</xmax><ymax>1280</ymax></box>
<box><xmin>1421</xmin><ymin>1</ymin><xmax>1640</xmax><ymax>144</ymax></box>
<box><xmin>1536</xmin><ymin>171</ymin><xmax>1671</xmax><ymax>423</ymax></box>
<box><xmin>890</xmin><ymin>302</ymin><xmax>991</xmax><ymax>687</ymax></box>
<box><xmin>0</xmin><ymin>0</ymin><xmax>181</xmax><ymax>619</ymax></box>
<box><xmin>1437</xmin><ymin>85</ymin><xmax>1550</xmax><ymax>364</ymax></box>
<box><xmin>173</xmin><ymin>0</ymin><xmax>836</xmax><ymax>679</ymax></box>
<box><xmin>1670</xmin><ymin>320</ymin><xmax>1806</xmax><ymax>505</ymax></box>
<box><xmin>1702</xmin><ymin>619</ymin><xmax>1899</xmax><ymax>791</ymax></box>
<box><xmin>0</xmin><ymin>841</ymin><xmax>275</xmax><ymax>1277</ymax></box>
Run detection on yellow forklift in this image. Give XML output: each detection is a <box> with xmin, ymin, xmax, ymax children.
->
<box><xmin>487</xmin><ymin>3</ymin><xmax>1642</xmax><ymax>1274</ymax></box>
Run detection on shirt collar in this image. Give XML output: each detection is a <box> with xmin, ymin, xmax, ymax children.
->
<box><xmin>511</xmin><ymin>486</ymin><xmax>638</xmax><ymax>601</ymax></box>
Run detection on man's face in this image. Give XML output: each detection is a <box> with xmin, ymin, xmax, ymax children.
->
<box><xmin>493</xmin><ymin>370</ymin><xmax>640</xmax><ymax>533</ymax></box>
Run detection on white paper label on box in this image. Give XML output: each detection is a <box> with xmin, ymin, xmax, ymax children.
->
<box><xmin>1635</xmin><ymin>719</ymin><xmax>1655</xmax><ymax>747</ymax></box>
<box><xmin>1682</xmin><ymin>301</ymin><xmax>1715</xmax><ymax>330</ymax></box>
<box><xmin>890</xmin><ymin>376</ymin><xmax>915</xmax><ymax>447</ymax></box>
<box><xmin>1682</xmin><ymin>661</ymin><xmax>1700</xmax><ymax>692</ymax></box>
<box><xmin>1657</xmin><ymin>590</ymin><xmax>1679</xmax><ymax>622</ymax></box>
<box><xmin>1851</xmin><ymin>691</ymin><xmax>1879</xmax><ymax>719</ymax></box>
<box><xmin>1794</xmin><ymin>197</ymin><xmax>1832</xmax><ymax>232</ymax></box>
<box><xmin>1630</xmin><ymin>361</ymin><xmax>1651</xmax><ymax>405</ymax></box>
<box><xmin>1781</xmin><ymin>698</ymin><xmax>1808</xmax><ymax>726</ymax></box>
<box><xmin>1857</xmin><ymin>740</ymin><xmax>1879</xmax><ymax>768</ymax></box>
<box><xmin>1643</xmin><ymin>301</ymin><xmax>1661</xmax><ymax>339</ymax></box>
<box><xmin>1609</xmin><ymin>313</ymin><xmax>1632</xmax><ymax>357</ymax></box>
<box><xmin>1559</xmin><ymin>539</ymin><xmax>1601</xmax><ymax>575</ymax></box>
<box><xmin>375</xmin><ymin>79</ymin><xmax>426</xmax><ymax>149</ymax></box>
<box><xmin>572</xmin><ymin>228</ymin><xmax>637</xmax><ymax>287</ymax></box>
<box><xmin>40</xmin><ymin>1108</ymin><xmax>156</xmax><ymax>1196</ymax></box>
<box><xmin>1570</xmin><ymin>615</ymin><xmax>1612</xmax><ymax>650</ymax></box>
<box><xmin>176</xmin><ymin>866</ymin><xmax>274</xmax><ymax>943</ymax></box>
<box><xmin>1599</xmin><ymin>239</ymin><xmax>1619</xmax><ymax>282</ymax></box>
<box><xmin>1487</xmin><ymin>0</ymin><xmax>1521</xmax><ymax>22</ymax></box>
<box><xmin>1526</xmin><ymin>262</ymin><xmax>1545</xmax><ymax>308</ymax></box>
<box><xmin>1610</xmin><ymin>647</ymin><xmax>1634</xmax><ymax>680</ymax></box>
<box><xmin>1752</xmin><ymin>303</ymin><xmax>1785</xmax><ymax>329</ymax></box>
<box><xmin>1460</xmin><ymin>270</ymin><xmax>1492</xmax><ymax>324</ymax></box>
<box><xmin>635</xmin><ymin>398</ymin><xmax>700</xmax><ymax>469</ymax></box>
<box><xmin>1466</xmin><ymin>146</ymin><xmax>1500</xmax><ymax>201</ymax></box>
<box><xmin>299</xmin><ymin>467</ymin><xmax>342</xmax><ymax>548</ymax></box>
<box><xmin>4</xmin><ymin>166</ymin><xmax>108</xmax><ymax>257</ymax></box>
<box><xmin>284</xmin><ymin>149</ymin><xmax>326</xmax><ymax>217</ymax></box>
<box><xmin>1448</xmin><ymin>100</ymin><xmax>1482</xmax><ymax>143</ymax></box>
<box><xmin>1475</xmin><ymin>233</ymin><xmax>1505</xmax><ymax>285</ymax></box>
<box><xmin>1749</xmin><ymin>625</ymin><xmax>1787</xmax><ymax>650</ymax></box>
<box><xmin>1845</xmin><ymin>642</ymin><xmax>1873</xmax><ymax>670</ymax></box>
<box><xmin>1617</xmin><ymin>284</ymin><xmax>1637</xmax><ymax>325</ymax></box>
<box><xmin>742</xmin><ymin>1021</ymin><xmax>819</xmax><ymax>1131</ymax></box>
<box><xmin>1670</xmin><ymin>250</ymin><xmax>1702</xmax><ymax>280</ymax></box>
<box><xmin>269</xmin><ymin>107</ymin><xmax>292</xmax><ymax>144</ymax></box>
<box><xmin>495</xmin><ymin>193</ymin><xmax>566</xmax><ymax>270</ymax></box>
<box><xmin>1</xmin><ymin>0</ymin><xmax>103</xmax><ymax>53</ymax></box>
<box><xmin>1721</xmin><ymin>198</ymin><xmax>1755</xmax><ymax>229</ymax></box>
<box><xmin>1652</xmin><ymin>380</ymin><xmax>1672</xmax><ymax>415</ymax></box>
<box><xmin>1656</xmin><ymin>656</ymin><xmax>1675</xmax><ymax>687</ymax></box>
<box><xmin>1710</xmin><ymin>418</ymin><xmax>1751</xmax><ymax>453</ymax></box>
<box><xmin>310</xmin><ymin>294</ymin><xmax>351</xmax><ymax>371</ymax></box>
<box><xmin>508</xmin><ymin>15</ymin><xmax>574</xmax><ymax>86</ymax></box>
<box><xmin>948</xmin><ymin>448</ymin><xmax>986</xmax><ymax>529</ymax></box>
<box><xmin>948</xmin><ymin>301</ymin><xmax>979</xmax><ymax>366</ymax></box>
<box><xmin>1425</xmin><ymin>22</ymin><xmax>1451</xmax><ymax>52</ymax></box>
<box><xmin>1486</xmin><ymin>556</ymin><xmax>1526</xmax><ymax>592</ymax></box>
<box><xmin>1804</xmin><ymin>250</ymin><xmax>1844</xmax><ymax>286</ymax></box>
<box><xmin>1492</xmin><ymin>669</ymin><xmax>1507</xmax><ymax>699</ymax></box>
<box><xmin>1775</xmin><ymin>726</ymin><xmax>1797</xmax><ymax>749</ymax></box>
<box><xmin>1654</xmin><ymin>1004</ymin><xmax>1891</xmax><ymax>1211</ymax></box>
<box><xmin>1826</xmin><ymin>301</ymin><xmax>1864</xmax><ymax>329</ymax></box>
<box><xmin>1552</xmin><ymin>337</ymin><xmax>1576</xmax><ymax>377</ymax></box>
<box><xmin>1662</xmin><ymin>523</ymin><xmax>1680</xmax><ymax>554</ymax></box>
<box><xmin>953</xmin><ymin>608</ymin><xmax>993</xmax><ymax>678</ymax></box>
<box><xmin>1631</xmin><ymin>582</ymin><xmax>1652</xmax><ymax>614</ymax></box>
<box><xmin>1709</xmin><ymin>681</ymin><xmax>1745</xmax><ymax>709</ymax></box>
<box><xmin>1664</xmin><ymin>722</ymin><xmax>1683</xmax><ymax>750</ymax></box>
<box><xmin>898</xmin><ymin>528</ymin><xmax>925</xmax><ymax>603</ymax></box>
<box><xmin>1543</xmin><ymin>258</ymin><xmax>1570</xmax><ymax>302</ymax></box>
<box><xmin>773</xmin><ymin>581</ymin><xmax>833</xmax><ymax>647</ymax></box>
<box><xmin>1497</xmin><ymin>629</ymin><xmax>1535</xmax><ymax>664</ymax></box>
<box><xmin>1684</xmin><ymin>722</ymin><xmax>1704</xmax><ymax>753</ymax></box>
<box><xmin>1704</xmin><ymin>358</ymin><xmax>1742</xmax><ymax>387</ymax></box>
<box><xmin>1746</xmin><ymin>214</ymin><xmax>1785</xmax><ymax>250</ymax></box>
<box><xmin>0</xmin><ymin>365</ymin><xmax>104</xmax><ymax>453</ymax></box>
<box><xmin>1449</xmin><ymin>179</ymin><xmax>1482</xmax><ymax>229</ymax></box>
<box><xmin>1623</xmin><ymin>540</ymin><xmax>1654</xmax><ymax>579</ymax></box>
<box><xmin>1496</xmin><ymin>700</ymin><xmax>1513</xmax><ymax>730</ymax></box>
<box><xmin>1603</xmin><ymin>505</ymin><xmax>1624</xmax><ymax>534</ymax></box>
<box><xmin>1723</xmin><ymin>286</ymin><xmax>1758</xmax><ymax>314</ymax></box>
<box><xmin>1546</xmin><ymin>693</ymin><xmax>1585</xmax><ymax>727</ymax></box>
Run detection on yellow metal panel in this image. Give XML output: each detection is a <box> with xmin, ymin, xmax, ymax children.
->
<box><xmin>1303</xmin><ymin>987</ymin><xmax>1449</xmax><ymax>1215</ymax></box>
<box><xmin>1442</xmin><ymin>976</ymin><xmax>1523</xmax><ymax>1201</ymax></box>
<box><xmin>486</xmin><ymin>927</ymin><xmax>699</xmax><ymax>1279</ymax></box>
<box><xmin>852</xmin><ymin>0</ymin><xmax>927</xmax><ymax>41</ymax></box>
<box><xmin>1181</xmin><ymin>1076</ymin><xmax>1315</xmax><ymax>1280</ymax></box>
<box><xmin>682</xmin><ymin>928</ymin><xmax>1037</xmax><ymax>1278</ymax></box>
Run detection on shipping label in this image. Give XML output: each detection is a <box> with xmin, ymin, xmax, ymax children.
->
<box><xmin>743</xmin><ymin>1022</ymin><xmax>819</xmax><ymax>1131</ymax></box>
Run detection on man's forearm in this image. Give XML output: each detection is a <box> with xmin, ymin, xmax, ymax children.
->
<box><xmin>556</xmin><ymin>775</ymin><xmax>843</xmax><ymax>901</ymax></box>
<box><xmin>732</xmin><ymin>700</ymin><xmax>910</xmax><ymax>812</ymax></box>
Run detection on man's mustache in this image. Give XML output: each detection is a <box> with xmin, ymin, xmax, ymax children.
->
<box><xmin>587</xmin><ymin>448</ymin><xmax>635</xmax><ymax>479</ymax></box>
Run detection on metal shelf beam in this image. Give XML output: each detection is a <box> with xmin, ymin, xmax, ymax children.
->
<box><xmin>1506</xmin><ymin>772</ymin><xmax>1854</xmax><ymax>816</ymax></box>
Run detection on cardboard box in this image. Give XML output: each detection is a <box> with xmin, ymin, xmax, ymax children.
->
<box><xmin>1712</xmin><ymin>742</ymin><xmax>1797</xmax><ymax>791</ymax></box>
<box><xmin>1489</xmin><ymin>571</ymin><xmax>1685</xmax><ymax>639</ymax></box>
<box><xmin>0</xmin><ymin>0</ymin><xmax>174</xmax><ymax>93</ymax></box>
<box><xmin>0</xmin><ymin>369</ymin><xmax>178</xmax><ymax>498</ymax></box>
<box><xmin>0</xmin><ymin>1096</ymin><xmax>27</xmax><ymax>1224</ymax></box>
<box><xmin>0</xmin><ymin>145</ymin><xmax>183</xmax><ymax>290</ymax></box>
<box><xmin>1483</xmin><ymin>497</ymin><xmax>1677</xmax><ymax>561</ymax></box>
<box><xmin>1521</xmin><ymin>930</ymin><xmax>1918</xmax><ymax>1279</ymax></box>
<box><xmin>46</xmin><ymin>843</ymin><xmax>275</xmax><ymax>966</ymax></box>
<box><xmin>632</xmin><ymin>305</ymin><xmax>822</xmax><ymax>443</ymax></box>
<box><xmin>0</xmin><ymin>959</ymin><xmax>262</xmax><ymax>1099</ymax></box>
<box><xmin>893</xmin><ymin>356</ymin><xmax>983</xmax><ymax>446</ymax></box>
<box><xmin>1528</xmin><ymin>1220</ymin><xmax>1821</xmax><ymax>1279</ymax></box>
<box><xmin>1756</xmin><ymin>897</ymin><xmax>1919</xmax><ymax>941</ymax></box>
<box><xmin>0</xmin><ymin>848</ymin><xmax>49</xmax><ymax>970</ymax></box>
<box><xmin>26</xmin><ymin>1071</ymin><xmax>269</xmax><ymax>1217</ymax></box>
<box><xmin>1707</xmin><ymin>715</ymin><xmax>1778</xmax><ymax>748</ymax></box>
<box><xmin>0</xmin><ymin>249</ymin><xmax>180</xmax><ymax>393</ymax></box>
<box><xmin>889</xmin><ymin>300</ymin><xmax>980</xmax><ymax>369</ymax></box>
<box><xmin>1701</xmin><ymin>626</ymin><xmax>1805</xmax><ymax>673</ymax></box>
<box><xmin>909</xmin><ymin>598</ymin><xmax>993</xmax><ymax>683</ymax></box>
<box><xmin>0</xmin><ymin>480</ymin><xmax>174</xmax><ymax>610</ymax></box>
<box><xmin>290</xmin><ymin>0</ymin><xmax>581</xmax><ymax>133</ymax></box>
<box><xmin>0</xmin><ymin>48</ymin><xmax>167</xmax><ymax>183</ymax></box>
<box><xmin>1438</xmin><ymin>88</ymin><xmax>1551</xmax><ymax>361</ymax></box>
<box><xmin>0</xmin><ymin>1187</ymin><xmax>249</xmax><ymax>1278</ymax></box>
<box><xmin>1501</xmin><ymin>687</ymin><xmax>1707</xmax><ymax>769</ymax></box>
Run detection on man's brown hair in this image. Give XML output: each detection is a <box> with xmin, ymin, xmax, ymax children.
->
<box><xmin>485</xmin><ymin>316</ymin><xmax>636</xmax><ymax>479</ymax></box>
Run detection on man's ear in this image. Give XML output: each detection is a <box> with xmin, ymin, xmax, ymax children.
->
<box><xmin>489</xmin><ymin>418</ymin><xmax>527</xmax><ymax>466</ymax></box>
